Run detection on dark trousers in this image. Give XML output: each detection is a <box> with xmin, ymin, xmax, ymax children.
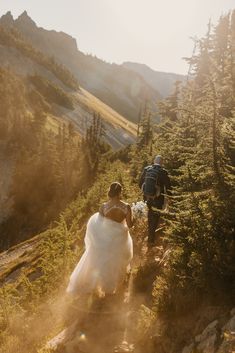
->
<box><xmin>147</xmin><ymin>199</ymin><xmax>164</xmax><ymax>244</ymax></box>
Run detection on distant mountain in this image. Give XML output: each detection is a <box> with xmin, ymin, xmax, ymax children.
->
<box><xmin>0</xmin><ymin>11</ymin><xmax>161</xmax><ymax>123</ymax></box>
<box><xmin>123</xmin><ymin>62</ymin><xmax>186</xmax><ymax>97</ymax></box>
<box><xmin>0</xmin><ymin>23</ymin><xmax>136</xmax><ymax>149</ymax></box>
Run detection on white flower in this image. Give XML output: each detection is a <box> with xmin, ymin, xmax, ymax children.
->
<box><xmin>131</xmin><ymin>201</ymin><xmax>147</xmax><ymax>219</ymax></box>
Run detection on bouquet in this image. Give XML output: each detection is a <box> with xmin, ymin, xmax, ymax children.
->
<box><xmin>131</xmin><ymin>201</ymin><xmax>147</xmax><ymax>219</ymax></box>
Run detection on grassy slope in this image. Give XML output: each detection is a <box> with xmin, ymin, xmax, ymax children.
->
<box><xmin>77</xmin><ymin>88</ymin><xmax>137</xmax><ymax>136</ymax></box>
<box><xmin>46</xmin><ymin>87</ymin><xmax>137</xmax><ymax>150</ymax></box>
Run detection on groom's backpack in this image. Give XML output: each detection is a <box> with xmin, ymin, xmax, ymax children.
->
<box><xmin>143</xmin><ymin>165</ymin><xmax>162</xmax><ymax>199</ymax></box>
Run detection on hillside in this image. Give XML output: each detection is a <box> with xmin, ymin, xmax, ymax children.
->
<box><xmin>123</xmin><ymin>61</ymin><xmax>186</xmax><ymax>97</ymax></box>
<box><xmin>0</xmin><ymin>25</ymin><xmax>137</xmax><ymax>149</ymax></box>
<box><xmin>0</xmin><ymin>8</ymin><xmax>234</xmax><ymax>353</ymax></box>
<box><xmin>0</xmin><ymin>11</ymin><xmax>165</xmax><ymax>122</ymax></box>
<box><xmin>0</xmin><ymin>24</ymin><xmax>136</xmax><ymax>242</ymax></box>
<box><xmin>0</xmin><ymin>19</ymin><xmax>138</xmax><ymax>252</ymax></box>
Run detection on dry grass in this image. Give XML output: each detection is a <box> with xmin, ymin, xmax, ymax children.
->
<box><xmin>45</xmin><ymin>115</ymin><xmax>61</xmax><ymax>134</ymax></box>
<box><xmin>76</xmin><ymin>88</ymin><xmax>137</xmax><ymax>136</ymax></box>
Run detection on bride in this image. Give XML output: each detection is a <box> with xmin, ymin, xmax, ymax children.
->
<box><xmin>66</xmin><ymin>182</ymin><xmax>133</xmax><ymax>296</ymax></box>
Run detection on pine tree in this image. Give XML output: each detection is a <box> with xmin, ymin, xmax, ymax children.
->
<box><xmin>80</xmin><ymin>112</ymin><xmax>106</xmax><ymax>185</ymax></box>
<box><xmin>137</xmin><ymin>101</ymin><xmax>153</xmax><ymax>149</ymax></box>
<box><xmin>151</xmin><ymin>13</ymin><xmax>235</xmax><ymax>313</ymax></box>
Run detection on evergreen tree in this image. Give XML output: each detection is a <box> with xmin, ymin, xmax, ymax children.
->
<box><xmin>150</xmin><ymin>13</ymin><xmax>235</xmax><ymax>313</ymax></box>
<box><xmin>137</xmin><ymin>101</ymin><xmax>153</xmax><ymax>150</ymax></box>
<box><xmin>81</xmin><ymin>112</ymin><xmax>106</xmax><ymax>185</ymax></box>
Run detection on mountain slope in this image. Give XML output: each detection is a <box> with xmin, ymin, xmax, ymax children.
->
<box><xmin>0</xmin><ymin>25</ymin><xmax>136</xmax><ymax>149</ymax></box>
<box><xmin>123</xmin><ymin>61</ymin><xmax>186</xmax><ymax>97</ymax></box>
<box><xmin>0</xmin><ymin>11</ymin><xmax>162</xmax><ymax>122</ymax></box>
<box><xmin>70</xmin><ymin>88</ymin><xmax>136</xmax><ymax>148</ymax></box>
<box><xmin>0</xmin><ymin>26</ymin><xmax>136</xmax><ymax>244</ymax></box>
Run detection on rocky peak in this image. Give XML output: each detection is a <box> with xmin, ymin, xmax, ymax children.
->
<box><xmin>0</xmin><ymin>11</ymin><xmax>14</xmax><ymax>26</ymax></box>
<box><xmin>12</xmin><ymin>11</ymin><xmax>78</xmax><ymax>55</ymax></box>
<box><xmin>15</xmin><ymin>10</ymin><xmax>37</xmax><ymax>28</ymax></box>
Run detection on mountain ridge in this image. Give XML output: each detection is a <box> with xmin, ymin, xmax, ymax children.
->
<box><xmin>123</xmin><ymin>61</ymin><xmax>186</xmax><ymax>97</ymax></box>
<box><xmin>0</xmin><ymin>11</ymin><xmax>183</xmax><ymax>122</ymax></box>
<box><xmin>0</xmin><ymin>24</ymin><xmax>137</xmax><ymax>149</ymax></box>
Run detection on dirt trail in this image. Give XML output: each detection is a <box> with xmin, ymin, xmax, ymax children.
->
<box><xmin>49</xmin><ymin>294</ymin><xmax>132</xmax><ymax>353</ymax></box>
<box><xmin>46</xmin><ymin>229</ymin><xmax>166</xmax><ymax>353</ymax></box>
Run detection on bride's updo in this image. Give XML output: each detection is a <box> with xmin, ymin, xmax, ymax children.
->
<box><xmin>108</xmin><ymin>182</ymin><xmax>122</xmax><ymax>198</ymax></box>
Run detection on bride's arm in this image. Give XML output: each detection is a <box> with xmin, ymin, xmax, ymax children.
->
<box><xmin>126</xmin><ymin>204</ymin><xmax>133</xmax><ymax>228</ymax></box>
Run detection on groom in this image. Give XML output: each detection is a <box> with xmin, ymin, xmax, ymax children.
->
<box><xmin>139</xmin><ymin>155</ymin><xmax>171</xmax><ymax>245</ymax></box>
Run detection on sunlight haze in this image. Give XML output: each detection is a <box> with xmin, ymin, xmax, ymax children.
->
<box><xmin>0</xmin><ymin>0</ymin><xmax>234</xmax><ymax>73</ymax></box>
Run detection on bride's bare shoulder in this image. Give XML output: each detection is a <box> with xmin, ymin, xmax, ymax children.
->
<box><xmin>121</xmin><ymin>200</ymin><xmax>130</xmax><ymax>206</ymax></box>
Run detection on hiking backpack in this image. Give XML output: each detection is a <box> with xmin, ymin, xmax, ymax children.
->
<box><xmin>143</xmin><ymin>165</ymin><xmax>162</xmax><ymax>199</ymax></box>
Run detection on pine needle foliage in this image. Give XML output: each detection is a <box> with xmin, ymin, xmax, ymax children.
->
<box><xmin>151</xmin><ymin>12</ymin><xmax>235</xmax><ymax>313</ymax></box>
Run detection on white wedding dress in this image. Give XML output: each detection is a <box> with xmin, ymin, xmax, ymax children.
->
<box><xmin>66</xmin><ymin>212</ymin><xmax>133</xmax><ymax>295</ymax></box>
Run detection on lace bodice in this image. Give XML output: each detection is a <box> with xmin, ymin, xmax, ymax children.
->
<box><xmin>102</xmin><ymin>202</ymin><xmax>128</xmax><ymax>217</ymax></box>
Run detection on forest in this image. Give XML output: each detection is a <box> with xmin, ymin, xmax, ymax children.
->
<box><xmin>0</xmin><ymin>10</ymin><xmax>234</xmax><ymax>353</ymax></box>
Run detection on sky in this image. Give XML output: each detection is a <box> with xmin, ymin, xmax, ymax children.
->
<box><xmin>0</xmin><ymin>0</ymin><xmax>234</xmax><ymax>74</ymax></box>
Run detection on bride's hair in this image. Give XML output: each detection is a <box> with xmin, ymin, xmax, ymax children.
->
<box><xmin>108</xmin><ymin>182</ymin><xmax>122</xmax><ymax>198</ymax></box>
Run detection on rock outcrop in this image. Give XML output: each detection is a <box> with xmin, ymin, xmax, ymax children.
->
<box><xmin>14</xmin><ymin>11</ymin><xmax>78</xmax><ymax>60</ymax></box>
<box><xmin>182</xmin><ymin>308</ymin><xmax>235</xmax><ymax>353</ymax></box>
<box><xmin>0</xmin><ymin>11</ymin><xmax>14</xmax><ymax>26</ymax></box>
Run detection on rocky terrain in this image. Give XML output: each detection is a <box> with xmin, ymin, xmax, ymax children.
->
<box><xmin>182</xmin><ymin>310</ymin><xmax>235</xmax><ymax>353</ymax></box>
